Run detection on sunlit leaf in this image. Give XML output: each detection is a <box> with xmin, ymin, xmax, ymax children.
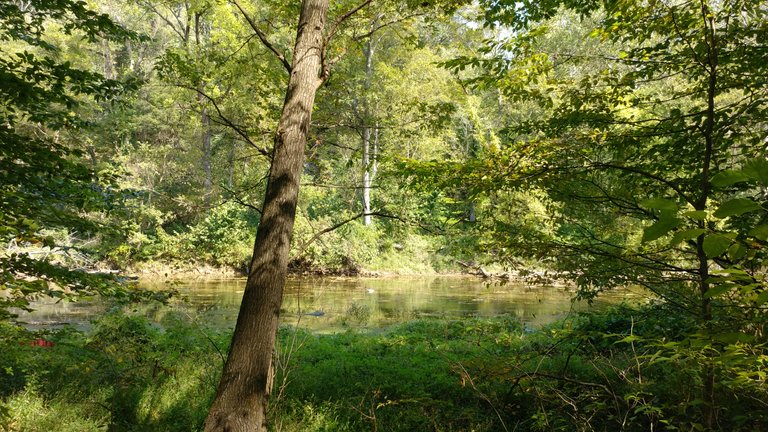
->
<box><xmin>640</xmin><ymin>198</ymin><xmax>677</xmax><ymax>211</ymax></box>
<box><xmin>682</xmin><ymin>210</ymin><xmax>707</xmax><ymax>221</ymax></box>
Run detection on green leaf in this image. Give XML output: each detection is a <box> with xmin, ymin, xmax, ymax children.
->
<box><xmin>615</xmin><ymin>334</ymin><xmax>641</xmax><ymax>344</ymax></box>
<box><xmin>681</xmin><ymin>210</ymin><xmax>707</xmax><ymax>221</ymax></box>
<box><xmin>755</xmin><ymin>291</ymin><xmax>768</xmax><ymax>306</ymax></box>
<box><xmin>727</xmin><ymin>243</ymin><xmax>747</xmax><ymax>261</ymax></box>
<box><xmin>713</xmin><ymin>198</ymin><xmax>761</xmax><ymax>218</ymax></box>
<box><xmin>748</xmin><ymin>225</ymin><xmax>768</xmax><ymax>241</ymax></box>
<box><xmin>713</xmin><ymin>332</ymin><xmax>753</xmax><ymax>344</ymax></box>
<box><xmin>743</xmin><ymin>158</ymin><xmax>768</xmax><ymax>186</ymax></box>
<box><xmin>642</xmin><ymin>214</ymin><xmax>681</xmax><ymax>242</ymax></box>
<box><xmin>703</xmin><ymin>234</ymin><xmax>732</xmax><ymax>258</ymax></box>
<box><xmin>703</xmin><ymin>284</ymin><xmax>732</xmax><ymax>299</ymax></box>
<box><xmin>710</xmin><ymin>268</ymin><xmax>752</xmax><ymax>282</ymax></box>
<box><xmin>711</xmin><ymin>170</ymin><xmax>751</xmax><ymax>187</ymax></box>
<box><xmin>671</xmin><ymin>228</ymin><xmax>705</xmax><ymax>246</ymax></box>
<box><xmin>640</xmin><ymin>198</ymin><xmax>677</xmax><ymax>211</ymax></box>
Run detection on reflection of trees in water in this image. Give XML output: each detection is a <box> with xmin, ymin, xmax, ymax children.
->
<box><xmin>21</xmin><ymin>277</ymin><xmax>641</xmax><ymax>331</ymax></box>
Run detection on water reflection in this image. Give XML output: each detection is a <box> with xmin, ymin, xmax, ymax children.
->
<box><xmin>19</xmin><ymin>276</ymin><xmax>645</xmax><ymax>332</ymax></box>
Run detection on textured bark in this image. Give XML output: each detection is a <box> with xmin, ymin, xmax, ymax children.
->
<box><xmin>203</xmin><ymin>1</ymin><xmax>328</xmax><ymax>430</ymax></box>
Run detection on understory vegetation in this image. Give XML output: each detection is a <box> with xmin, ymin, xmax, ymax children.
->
<box><xmin>108</xmin><ymin>201</ymin><xmax>457</xmax><ymax>276</ymax></box>
<box><xmin>2</xmin><ymin>305</ymin><xmax>766</xmax><ymax>431</ymax></box>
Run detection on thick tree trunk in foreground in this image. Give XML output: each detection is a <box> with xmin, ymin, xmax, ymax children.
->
<box><xmin>203</xmin><ymin>1</ymin><xmax>328</xmax><ymax>430</ymax></box>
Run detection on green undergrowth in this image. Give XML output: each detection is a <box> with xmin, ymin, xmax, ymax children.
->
<box><xmin>1</xmin><ymin>304</ymin><xmax>766</xmax><ymax>431</ymax></box>
<box><xmin>102</xmin><ymin>201</ymin><xmax>462</xmax><ymax>276</ymax></box>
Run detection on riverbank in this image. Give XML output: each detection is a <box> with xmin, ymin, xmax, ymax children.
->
<box><xmin>124</xmin><ymin>258</ymin><xmax>567</xmax><ymax>287</ymax></box>
<box><xmin>124</xmin><ymin>259</ymin><xmax>458</xmax><ymax>280</ymax></box>
<box><xmin>3</xmin><ymin>303</ymin><xmax>765</xmax><ymax>431</ymax></box>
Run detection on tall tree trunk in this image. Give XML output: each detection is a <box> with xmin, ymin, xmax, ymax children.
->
<box><xmin>361</xmin><ymin>35</ymin><xmax>376</xmax><ymax>226</ymax></box>
<box><xmin>203</xmin><ymin>1</ymin><xmax>328</xmax><ymax>430</ymax></box>
<box><xmin>102</xmin><ymin>37</ymin><xmax>114</xmax><ymax>80</ymax></box>
<box><xmin>696</xmin><ymin>3</ymin><xmax>718</xmax><ymax>427</ymax></box>
<box><xmin>195</xmin><ymin>14</ymin><xmax>214</xmax><ymax>205</ymax></box>
<box><xmin>227</xmin><ymin>139</ymin><xmax>236</xmax><ymax>189</ymax></box>
<box><xmin>363</xmin><ymin>121</ymin><xmax>379</xmax><ymax>225</ymax></box>
<box><xmin>362</xmin><ymin>126</ymin><xmax>372</xmax><ymax>224</ymax></box>
<box><xmin>201</xmin><ymin>102</ymin><xmax>213</xmax><ymax>203</ymax></box>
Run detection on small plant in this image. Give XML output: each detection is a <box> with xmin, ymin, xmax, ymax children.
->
<box><xmin>345</xmin><ymin>302</ymin><xmax>372</xmax><ymax>325</ymax></box>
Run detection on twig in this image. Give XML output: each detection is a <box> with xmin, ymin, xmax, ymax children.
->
<box><xmin>453</xmin><ymin>361</ymin><xmax>510</xmax><ymax>432</ymax></box>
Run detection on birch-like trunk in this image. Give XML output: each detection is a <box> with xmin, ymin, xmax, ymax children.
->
<box><xmin>361</xmin><ymin>36</ymin><xmax>375</xmax><ymax>225</ymax></box>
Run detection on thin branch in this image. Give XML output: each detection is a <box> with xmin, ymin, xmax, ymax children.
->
<box><xmin>321</xmin><ymin>0</ymin><xmax>374</xmax><ymax>79</ymax></box>
<box><xmin>302</xmin><ymin>182</ymin><xmax>379</xmax><ymax>190</ymax></box>
<box><xmin>140</xmin><ymin>1</ymin><xmax>188</xmax><ymax>42</ymax></box>
<box><xmin>294</xmin><ymin>212</ymin><xmax>369</xmax><ymax>257</ymax></box>
<box><xmin>351</xmin><ymin>12</ymin><xmax>423</xmax><ymax>42</ymax></box>
<box><xmin>230</xmin><ymin>0</ymin><xmax>292</xmax><ymax>73</ymax></box>
<box><xmin>182</xmin><ymin>84</ymin><xmax>271</xmax><ymax>157</ymax></box>
<box><xmin>325</xmin><ymin>0</ymin><xmax>374</xmax><ymax>43</ymax></box>
<box><xmin>589</xmin><ymin>161</ymin><xmax>696</xmax><ymax>207</ymax></box>
<box><xmin>221</xmin><ymin>184</ymin><xmax>263</xmax><ymax>214</ymax></box>
<box><xmin>294</xmin><ymin>211</ymin><xmax>440</xmax><ymax>257</ymax></box>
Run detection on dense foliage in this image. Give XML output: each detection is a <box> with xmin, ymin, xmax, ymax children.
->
<box><xmin>0</xmin><ymin>0</ymin><xmax>167</xmax><ymax>319</ymax></box>
<box><xmin>400</xmin><ymin>1</ymin><xmax>768</xmax><ymax>427</ymax></box>
<box><xmin>1</xmin><ymin>0</ymin><xmax>766</xmax><ymax>430</ymax></box>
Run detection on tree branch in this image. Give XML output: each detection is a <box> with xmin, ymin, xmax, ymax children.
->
<box><xmin>589</xmin><ymin>161</ymin><xmax>696</xmax><ymax>207</ymax></box>
<box><xmin>294</xmin><ymin>212</ymin><xmax>369</xmax><ymax>257</ymax></box>
<box><xmin>321</xmin><ymin>0</ymin><xmax>374</xmax><ymax>79</ymax></box>
<box><xmin>294</xmin><ymin>210</ymin><xmax>439</xmax><ymax>258</ymax></box>
<box><xmin>325</xmin><ymin>0</ymin><xmax>374</xmax><ymax>43</ymax></box>
<box><xmin>221</xmin><ymin>184</ymin><xmax>262</xmax><ymax>214</ymax></box>
<box><xmin>182</xmin><ymin>84</ymin><xmax>271</xmax><ymax>157</ymax></box>
<box><xmin>139</xmin><ymin>1</ymin><xmax>188</xmax><ymax>42</ymax></box>
<box><xmin>351</xmin><ymin>12</ymin><xmax>423</xmax><ymax>42</ymax></box>
<box><xmin>230</xmin><ymin>0</ymin><xmax>292</xmax><ymax>73</ymax></box>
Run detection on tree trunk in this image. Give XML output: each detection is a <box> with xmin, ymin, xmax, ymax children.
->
<box><xmin>227</xmin><ymin>139</ymin><xmax>236</xmax><ymax>189</ymax></box>
<box><xmin>203</xmin><ymin>1</ymin><xmax>328</xmax><ymax>431</ymax></box>
<box><xmin>195</xmin><ymin>14</ymin><xmax>214</xmax><ymax>205</ymax></box>
<box><xmin>102</xmin><ymin>38</ymin><xmax>114</xmax><ymax>80</ymax></box>
<box><xmin>362</xmin><ymin>126</ymin><xmax>372</xmax><ymax>225</ymax></box>
<box><xmin>200</xmin><ymin>103</ymin><xmax>213</xmax><ymax>203</ymax></box>
<box><xmin>361</xmin><ymin>34</ymin><xmax>376</xmax><ymax>226</ymax></box>
<box><xmin>696</xmin><ymin>4</ymin><xmax>718</xmax><ymax>427</ymax></box>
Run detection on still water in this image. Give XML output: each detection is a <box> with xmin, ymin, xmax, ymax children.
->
<box><xmin>20</xmin><ymin>276</ymin><xmax>645</xmax><ymax>332</ymax></box>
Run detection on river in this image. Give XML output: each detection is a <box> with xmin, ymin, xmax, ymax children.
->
<box><xmin>19</xmin><ymin>276</ymin><xmax>645</xmax><ymax>332</ymax></box>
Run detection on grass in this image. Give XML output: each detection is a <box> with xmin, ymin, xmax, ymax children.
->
<box><xmin>1</xmin><ymin>304</ymin><xmax>766</xmax><ymax>431</ymax></box>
